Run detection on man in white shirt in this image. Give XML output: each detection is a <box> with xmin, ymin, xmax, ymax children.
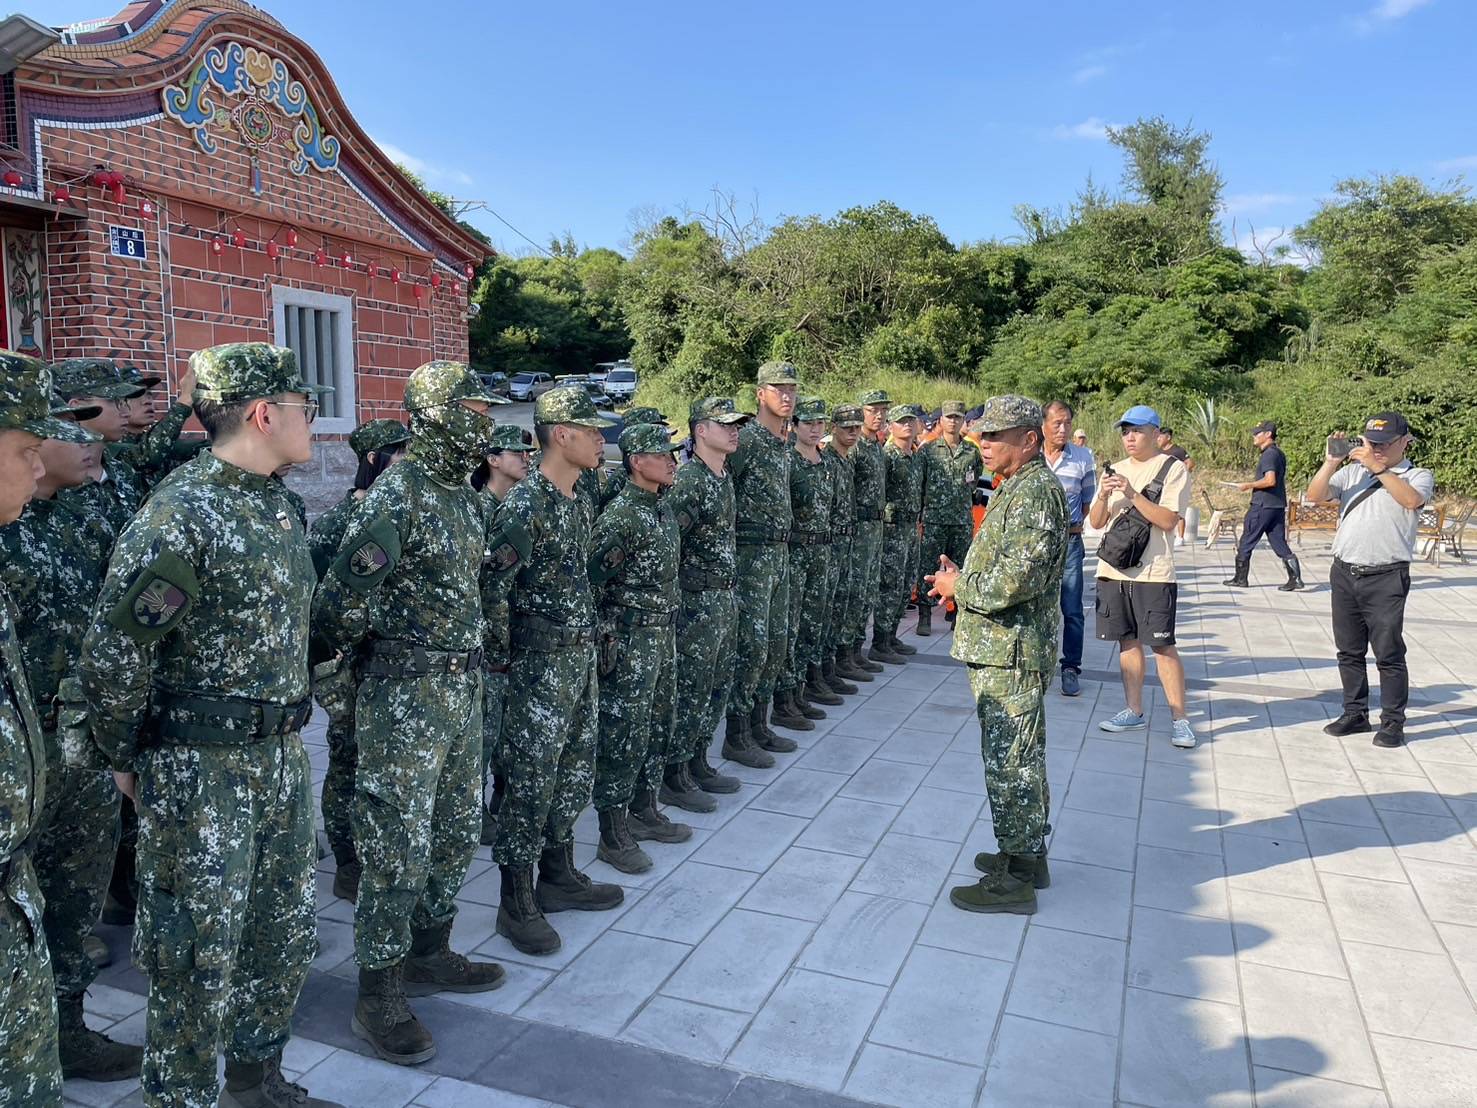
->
<box><xmin>1305</xmin><ymin>411</ymin><xmax>1434</xmax><ymax>748</ymax></box>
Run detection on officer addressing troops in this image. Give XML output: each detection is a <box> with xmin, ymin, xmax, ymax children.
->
<box><xmin>313</xmin><ymin>362</ymin><xmax>509</xmax><ymax>1066</ymax></box>
<box><xmin>874</xmin><ymin>403</ymin><xmax>923</xmax><ymax>663</ymax></box>
<box><xmin>927</xmin><ymin>396</ymin><xmax>1068</xmax><ymax>917</ymax></box>
<box><xmin>916</xmin><ymin>399</ymin><xmax>983</xmax><ymax>636</ymax></box>
<box><xmin>844</xmin><ymin>389</ymin><xmax>890</xmax><ymax>677</ymax></box>
<box><xmin>78</xmin><ymin>343</ymin><xmax>343</xmax><ymax>1108</ymax></box>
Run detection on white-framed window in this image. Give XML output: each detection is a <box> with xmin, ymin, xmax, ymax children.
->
<box><xmin>271</xmin><ymin>285</ymin><xmax>355</xmax><ymax>435</ymax></box>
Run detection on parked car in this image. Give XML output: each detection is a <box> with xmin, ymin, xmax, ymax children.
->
<box><xmin>476</xmin><ymin>370</ymin><xmax>511</xmax><ymax>398</ymax></box>
<box><xmin>556</xmin><ymin>374</ymin><xmax>616</xmax><ymax>409</ymax></box>
<box><xmin>508</xmin><ymin>372</ymin><xmax>554</xmax><ymax>401</ymax></box>
<box><xmin>604</xmin><ymin>365</ymin><xmax>637</xmax><ymax>402</ymax></box>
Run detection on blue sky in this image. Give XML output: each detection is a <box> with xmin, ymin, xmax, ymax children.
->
<box><xmin>29</xmin><ymin>0</ymin><xmax>1477</xmax><ymax>257</ymax></box>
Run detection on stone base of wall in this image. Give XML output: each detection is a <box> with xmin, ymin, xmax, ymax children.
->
<box><xmin>285</xmin><ymin>440</ymin><xmax>357</xmax><ymax>517</ymax></box>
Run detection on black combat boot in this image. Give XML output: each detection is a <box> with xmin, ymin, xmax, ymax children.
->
<box><xmin>495</xmin><ymin>865</ymin><xmax>561</xmax><ymax>955</ymax></box>
<box><xmin>791</xmin><ymin>684</ymin><xmax>827</xmax><ymax>720</ymax></box>
<box><xmin>222</xmin><ymin>1055</ymin><xmax>346</xmax><ymax>1105</ymax></box>
<box><xmin>754</xmin><ymin>702</ymin><xmax>800</xmax><ymax>750</ymax></box>
<box><xmin>805</xmin><ymin>663</ymin><xmax>844</xmax><ymax>705</ymax></box>
<box><xmin>834</xmin><ymin>648</ymin><xmax>874</xmax><ymax>684</ymax></box>
<box><xmin>1223</xmin><ymin>558</ymin><xmax>1251</xmax><ymax>587</ymax></box>
<box><xmin>1278</xmin><ymin>556</ymin><xmax>1305</xmax><ymax>591</ymax></box>
<box><xmin>405</xmin><ymin>921</ymin><xmax>506</xmax><ymax>995</ymax></box>
<box><xmin>768</xmin><ymin>693</ymin><xmax>813</xmax><ymax>734</ymax></box>
<box><xmin>821</xmin><ymin>656</ymin><xmax>859</xmax><ymax>695</ymax></box>
<box><xmin>869</xmin><ymin>633</ymin><xmax>904</xmax><ymax>665</ymax></box>
<box><xmin>630</xmin><ymin>788</ymin><xmax>694</xmax><ymax>843</ymax></box>
<box><xmin>596</xmin><ymin>806</ymin><xmax>653</xmax><ymax>873</ymax></box>
<box><xmin>332</xmin><ymin>856</ymin><xmax>361</xmax><ymax>902</ymax></box>
<box><xmin>536</xmin><ymin>840</ymin><xmax>625</xmax><ymax>913</ymax></box>
<box><xmin>889</xmin><ymin>630</ymin><xmax>917</xmax><ymax>656</ymax></box>
<box><xmin>352</xmin><ymin>964</ymin><xmax>437</xmax><ymax>1066</ymax></box>
<box><xmin>689</xmin><ymin>751</ymin><xmax>741</xmax><ymax>794</ymax></box>
<box><xmin>916</xmin><ymin>605</ymin><xmax>933</xmax><ymax>636</ymax></box>
<box><xmin>660</xmin><ymin>761</ymin><xmax>719</xmax><ymax>813</ymax></box>
<box><xmin>58</xmin><ymin>994</ymin><xmax>142</xmax><ymax>1081</ymax></box>
<box><xmin>852</xmin><ymin>642</ymin><xmax>884</xmax><ymax>674</ymax></box>
<box><xmin>721</xmin><ymin>711</ymin><xmax>774</xmax><ymax>768</ymax></box>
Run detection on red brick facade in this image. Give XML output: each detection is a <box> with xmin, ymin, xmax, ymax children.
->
<box><xmin>1</xmin><ymin>0</ymin><xmax>488</xmax><ymax>433</ymax></box>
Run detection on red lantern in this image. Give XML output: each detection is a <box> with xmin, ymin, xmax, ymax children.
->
<box><xmin>111</xmin><ymin>181</ymin><xmax>126</xmax><ymax>205</ymax></box>
<box><xmin>139</xmin><ymin>198</ymin><xmax>155</xmax><ymax>218</ymax></box>
<box><xmin>463</xmin><ymin>263</ymin><xmax>475</xmax><ymax>280</ymax></box>
<box><xmin>211</xmin><ymin>236</ymin><xmax>224</xmax><ymax>256</ymax></box>
<box><xmin>314</xmin><ymin>248</ymin><xmax>327</xmax><ymax>267</ymax></box>
<box><xmin>454</xmin><ymin>281</ymin><xmax>463</xmax><ymax>294</ymax></box>
<box><xmin>431</xmin><ymin>272</ymin><xmax>442</xmax><ymax>290</ymax></box>
<box><xmin>2</xmin><ymin>170</ymin><xmax>21</xmax><ymax>188</ymax></box>
<box><xmin>92</xmin><ymin>169</ymin><xmax>112</xmax><ymax>188</ymax></box>
<box><xmin>267</xmin><ymin>240</ymin><xmax>281</xmax><ymax>261</ymax></box>
<box><xmin>390</xmin><ymin>267</ymin><xmax>401</xmax><ymax>284</ymax></box>
<box><xmin>231</xmin><ymin>229</ymin><xmax>246</xmax><ymax>249</ymax></box>
<box><xmin>285</xmin><ymin>228</ymin><xmax>299</xmax><ymax>248</ymax></box>
<box><xmin>414</xmin><ymin>285</ymin><xmax>424</xmax><ymax>302</ymax></box>
<box><xmin>54</xmin><ymin>185</ymin><xmax>71</xmax><ymax>203</ymax></box>
<box><xmin>339</xmin><ymin>251</ymin><xmax>353</xmax><ymax>268</ymax></box>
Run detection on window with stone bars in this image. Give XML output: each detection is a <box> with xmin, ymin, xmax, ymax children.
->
<box><xmin>270</xmin><ymin>285</ymin><xmax>355</xmax><ymax>434</ymax></box>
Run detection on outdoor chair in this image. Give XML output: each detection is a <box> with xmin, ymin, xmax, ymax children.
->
<box><xmin>1200</xmin><ymin>490</ymin><xmax>1240</xmax><ymax>548</ymax></box>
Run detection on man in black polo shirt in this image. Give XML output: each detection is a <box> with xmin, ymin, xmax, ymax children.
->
<box><xmin>1224</xmin><ymin>420</ymin><xmax>1302</xmax><ymax>591</ymax></box>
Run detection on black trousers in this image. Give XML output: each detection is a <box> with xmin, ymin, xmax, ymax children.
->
<box><xmin>1237</xmin><ymin>504</ymin><xmax>1293</xmax><ymax>560</ymax></box>
<box><xmin>1330</xmin><ymin>559</ymin><xmax>1411</xmax><ymax>728</ymax></box>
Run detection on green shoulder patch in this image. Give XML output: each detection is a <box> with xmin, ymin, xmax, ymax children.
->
<box><xmin>107</xmin><ymin>549</ymin><xmax>200</xmax><ymax>644</ymax></box>
<box><xmin>587</xmin><ymin>540</ymin><xmax>627</xmax><ymax>585</ymax></box>
<box><xmin>674</xmin><ymin>508</ymin><xmax>696</xmax><ymax>534</ymax></box>
<box><xmin>331</xmin><ymin>514</ymin><xmax>401</xmax><ymax>593</ymax></box>
<box><xmin>485</xmin><ymin>516</ymin><xmax>533</xmax><ymax>577</ymax></box>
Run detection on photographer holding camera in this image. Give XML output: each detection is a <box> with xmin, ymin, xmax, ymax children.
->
<box><xmin>1306</xmin><ymin>412</ymin><xmax>1433</xmax><ymax>748</ymax></box>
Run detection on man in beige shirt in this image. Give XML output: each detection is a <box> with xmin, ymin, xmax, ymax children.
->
<box><xmin>1087</xmin><ymin>406</ymin><xmax>1196</xmax><ymax>749</ymax></box>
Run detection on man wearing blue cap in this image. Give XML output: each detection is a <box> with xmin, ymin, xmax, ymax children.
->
<box><xmin>1088</xmin><ymin>405</ymin><xmax>1197</xmax><ymax>749</ymax></box>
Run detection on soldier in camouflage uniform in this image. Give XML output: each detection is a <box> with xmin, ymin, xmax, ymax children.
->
<box><xmin>307</xmin><ymin>419</ymin><xmax>411</xmax><ymax>902</ymax></box>
<box><xmin>726</xmin><ymin>361</ymin><xmax>800</xmax><ymax>763</ymax></box>
<box><xmin>661</xmin><ymin>397</ymin><xmax>748</xmax><ymax>808</ymax></box>
<box><xmin>589</xmin><ymin>423</ymin><xmax>687</xmax><ymax>873</ymax></box>
<box><xmin>822</xmin><ymin>404</ymin><xmax>869</xmax><ymax>690</ymax></box>
<box><xmin>775</xmin><ymin>397</ymin><xmax>838</xmax><ymax>730</ymax></box>
<box><xmin>926</xmin><ymin>396</ymin><xmax>1068</xmax><ymax>916</ymax></box>
<box><xmin>875</xmin><ymin>404</ymin><xmax>924</xmax><ymax>661</ymax></box>
<box><xmin>916</xmin><ymin>399</ymin><xmax>984</xmax><ymax>636</ymax></box>
<box><xmin>1</xmin><ymin>355</ymin><xmax>99</xmax><ymax>1108</ymax></box>
<box><xmin>595</xmin><ymin>405</ymin><xmax>669</xmax><ymax>511</ymax></box>
<box><xmin>78</xmin><ymin>343</ymin><xmax>342</xmax><ymax>1107</ymax></box>
<box><xmin>476</xmin><ymin>425</ymin><xmax>535</xmax><ymax>847</ymax></box>
<box><xmin>491</xmin><ymin>387</ymin><xmax>624</xmax><ymax>957</ymax></box>
<box><xmin>844</xmin><ymin>389</ymin><xmax>890</xmax><ymax>674</ymax></box>
<box><xmin>0</xmin><ymin>388</ymin><xmax>144</xmax><ymax>1083</ymax></box>
<box><xmin>313</xmin><ymin>362</ymin><xmax>509</xmax><ymax>1066</ymax></box>
<box><xmin>114</xmin><ymin>360</ymin><xmax>199</xmax><ymax>489</ymax></box>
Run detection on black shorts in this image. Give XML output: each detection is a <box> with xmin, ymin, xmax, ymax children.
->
<box><xmin>1095</xmin><ymin>580</ymin><xmax>1178</xmax><ymax>647</ymax></box>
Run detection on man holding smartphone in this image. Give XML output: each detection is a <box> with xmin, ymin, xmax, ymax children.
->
<box><xmin>1306</xmin><ymin>412</ymin><xmax>1433</xmax><ymax>748</ymax></box>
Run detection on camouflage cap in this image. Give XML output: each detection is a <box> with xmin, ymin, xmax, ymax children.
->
<box><xmin>756</xmin><ymin>360</ymin><xmax>800</xmax><ymax>387</ymax></box>
<box><xmin>0</xmin><ymin>352</ymin><xmax>102</xmax><ymax>443</ymax></box>
<box><xmin>940</xmin><ymin>399</ymin><xmax>967</xmax><ymax>416</ymax></box>
<box><xmin>887</xmin><ymin>403</ymin><xmax>922</xmax><ymax>424</ymax></box>
<box><xmin>191</xmin><ymin>343</ymin><xmax>332</xmax><ymax>404</ymax></box>
<box><xmin>122</xmin><ymin>362</ymin><xmax>162</xmax><ymax>390</ymax></box>
<box><xmin>489</xmin><ymin>424</ymin><xmax>534</xmax><ymax>451</ymax></box>
<box><xmin>623</xmin><ymin>405</ymin><xmax>670</xmax><ymax>427</ymax></box>
<box><xmin>794</xmin><ymin>395</ymin><xmax>827</xmax><ymax>422</ymax></box>
<box><xmin>689</xmin><ymin>396</ymin><xmax>750</xmax><ymax>426</ymax></box>
<box><xmin>535</xmin><ymin>385</ymin><xmax>615</xmax><ymax>427</ymax></box>
<box><xmin>404</xmin><ymin>359</ymin><xmax>507</xmax><ymax>412</ymax></box>
<box><xmin>831</xmin><ymin>403</ymin><xmax>864</xmax><ymax>427</ymax></box>
<box><xmin>52</xmin><ymin>387</ymin><xmax>102</xmax><ymax>429</ymax></box>
<box><xmin>858</xmin><ymin>388</ymin><xmax>892</xmax><ymax>407</ymax></box>
<box><xmin>50</xmin><ymin>357</ymin><xmax>149</xmax><ymax>401</ymax></box>
<box><xmin>347</xmin><ymin>418</ymin><xmax>411</xmax><ymax>459</ymax></box>
<box><xmin>974</xmin><ymin>394</ymin><xmax>1044</xmax><ymax>434</ymax></box>
<box><xmin>619</xmin><ymin>422</ymin><xmax>681</xmax><ymax>455</ymax></box>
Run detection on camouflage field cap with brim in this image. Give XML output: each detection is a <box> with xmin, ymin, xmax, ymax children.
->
<box><xmin>535</xmin><ymin>386</ymin><xmax>615</xmax><ymax>428</ymax></box>
<box><xmin>404</xmin><ymin>359</ymin><xmax>507</xmax><ymax>411</ymax></box>
<box><xmin>887</xmin><ymin>403</ymin><xmax>922</xmax><ymax>424</ymax></box>
<box><xmin>191</xmin><ymin>343</ymin><xmax>332</xmax><ymax>405</ymax></box>
<box><xmin>831</xmin><ymin>403</ymin><xmax>864</xmax><ymax>427</ymax></box>
<box><xmin>858</xmin><ymin>388</ymin><xmax>892</xmax><ymax>407</ymax></box>
<box><xmin>50</xmin><ymin>357</ymin><xmax>150</xmax><ymax>401</ymax></box>
<box><xmin>940</xmin><ymin>399</ymin><xmax>968</xmax><ymax>417</ymax></box>
<box><xmin>489</xmin><ymin>424</ymin><xmax>535</xmax><ymax>452</ymax></box>
<box><xmin>0</xmin><ymin>352</ymin><xmax>102</xmax><ymax>443</ymax></box>
<box><xmin>347</xmin><ymin>418</ymin><xmax>411</xmax><ymax>459</ymax></box>
<box><xmin>794</xmin><ymin>396</ymin><xmax>827</xmax><ymax>422</ymax></box>
<box><xmin>689</xmin><ymin>396</ymin><xmax>751</xmax><ymax>426</ymax></box>
<box><xmin>50</xmin><ymin>387</ymin><xmax>103</xmax><ymax>430</ymax></box>
<box><xmin>756</xmin><ymin>360</ymin><xmax>800</xmax><ymax>387</ymax></box>
<box><xmin>623</xmin><ymin>406</ymin><xmax>670</xmax><ymax>428</ymax></box>
<box><xmin>619</xmin><ymin>422</ymin><xmax>682</xmax><ymax>455</ymax></box>
<box><xmin>122</xmin><ymin>362</ymin><xmax>163</xmax><ymax>390</ymax></box>
<box><xmin>975</xmin><ymin>395</ymin><xmax>1045</xmax><ymax>434</ymax></box>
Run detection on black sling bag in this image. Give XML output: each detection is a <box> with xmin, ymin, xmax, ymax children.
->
<box><xmin>1096</xmin><ymin>457</ymin><xmax>1177</xmax><ymax>572</ymax></box>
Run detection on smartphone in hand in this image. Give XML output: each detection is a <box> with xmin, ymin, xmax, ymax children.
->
<box><xmin>1326</xmin><ymin>435</ymin><xmax>1353</xmax><ymax>459</ymax></box>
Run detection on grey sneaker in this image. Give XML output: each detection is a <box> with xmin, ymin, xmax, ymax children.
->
<box><xmin>1060</xmin><ymin>668</ymin><xmax>1081</xmax><ymax>697</ymax></box>
<box><xmin>1170</xmin><ymin>718</ymin><xmax>1197</xmax><ymax>749</ymax></box>
<box><xmin>1099</xmin><ymin>708</ymin><xmax>1146</xmax><ymax>732</ymax></box>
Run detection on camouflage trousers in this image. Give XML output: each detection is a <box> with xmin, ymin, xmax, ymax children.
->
<box><xmin>313</xmin><ymin>658</ymin><xmax>358</xmax><ymax>865</ymax></box>
<box><xmin>482</xmin><ymin>668</ymin><xmax>509</xmax><ymax>792</ymax></box>
<box><xmin>877</xmin><ymin>521</ymin><xmax>921</xmax><ymax>637</ymax></box>
<box><xmin>0</xmin><ymin>857</ymin><xmax>62</xmax><ymax>1107</ymax></box>
<box><xmin>782</xmin><ymin>543</ymin><xmax>832</xmax><ymax>691</ymax></box>
<box><xmin>842</xmin><ymin>520</ymin><xmax>884</xmax><ymax>648</ymax></box>
<box><xmin>492</xmin><ymin>645</ymin><xmax>598</xmax><ymax>867</ymax></box>
<box><xmin>822</xmin><ymin>530</ymin><xmax>854</xmax><ymax>656</ymax></box>
<box><xmin>673</xmin><ymin>588</ymin><xmax>735</xmax><ymax>763</ymax></box>
<box><xmin>729</xmin><ymin>542</ymin><xmax>790</xmax><ymax>714</ymax></box>
<box><xmin>594</xmin><ymin>624</ymin><xmax>675</xmax><ymax>810</ymax></box>
<box><xmin>353</xmin><ymin>672</ymin><xmax>481</xmax><ymax>969</ymax></box>
<box><xmin>133</xmin><ymin>735</ymin><xmax>317</xmax><ymax>1108</ymax></box>
<box><xmin>917</xmin><ymin>521</ymin><xmax>972</xmax><ymax>612</ymax></box>
<box><xmin>35</xmin><ymin>755</ymin><xmax>118</xmax><ymax>1000</ymax></box>
<box><xmin>968</xmin><ymin>664</ymin><xmax>1051</xmax><ymax>855</ymax></box>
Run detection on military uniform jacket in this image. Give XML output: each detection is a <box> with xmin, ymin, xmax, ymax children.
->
<box><xmin>0</xmin><ymin>586</ymin><xmax>47</xmax><ymax>920</ymax></box>
<box><xmin>730</xmin><ymin>421</ymin><xmax>792</xmax><ymax>537</ymax></box>
<box><xmin>920</xmin><ymin>437</ymin><xmax>983</xmax><ymax>526</ymax></box>
<box><xmin>667</xmin><ymin>459</ymin><xmax>736</xmax><ymax>587</ymax></box>
<box><xmin>314</xmin><ymin>451</ymin><xmax>487</xmax><ymax>657</ymax></box>
<box><xmin>852</xmin><ymin>435</ymin><xmax>886</xmax><ymax>519</ymax></box>
<box><xmin>479</xmin><ymin>489</ymin><xmax>515</xmax><ymax>666</ymax></box>
<box><xmin>496</xmin><ymin>468</ymin><xmax>597</xmax><ymax>631</ymax></box>
<box><xmin>825</xmin><ymin>446</ymin><xmax>857</xmax><ymax>534</ymax></box>
<box><xmin>882</xmin><ymin>442</ymin><xmax>923</xmax><ymax>527</ymax></box>
<box><xmin>949</xmin><ymin>455</ymin><xmax>1069</xmax><ymax>672</ymax></box>
<box><xmin>309</xmin><ymin>489</ymin><xmax>362</xmax><ymax>581</ymax></box>
<box><xmin>589</xmin><ymin>484</ymin><xmax>680</xmax><ymax>616</ymax></box>
<box><xmin>790</xmin><ymin>450</ymin><xmax>834</xmax><ymax>538</ymax></box>
<box><xmin>79</xmin><ymin>451</ymin><xmax>317</xmax><ymax>770</ymax></box>
<box><xmin>113</xmin><ymin>400</ymin><xmax>191</xmax><ymax>488</ymax></box>
<box><xmin>67</xmin><ymin>453</ymin><xmax>146</xmax><ymax>540</ymax></box>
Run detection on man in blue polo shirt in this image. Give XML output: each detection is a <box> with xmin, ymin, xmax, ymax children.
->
<box><xmin>1042</xmin><ymin>400</ymin><xmax>1095</xmax><ymax>696</ymax></box>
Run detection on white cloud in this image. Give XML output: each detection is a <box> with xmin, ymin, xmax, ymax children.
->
<box><xmin>1434</xmin><ymin>154</ymin><xmax>1477</xmax><ymax>172</ymax></box>
<box><xmin>1356</xmin><ymin>0</ymin><xmax>1434</xmax><ymax>32</ymax></box>
<box><xmin>1222</xmin><ymin>192</ymin><xmax>1301</xmax><ymax>216</ymax></box>
<box><xmin>1231</xmin><ymin>223</ymin><xmax>1305</xmax><ymax>265</ymax></box>
<box><xmin>1051</xmin><ymin>117</ymin><xmax>1117</xmax><ymax>141</ymax></box>
<box><xmin>1072</xmin><ymin>64</ymin><xmax>1109</xmax><ymax>84</ymax></box>
<box><xmin>372</xmin><ymin>137</ymin><xmax>474</xmax><ymax>189</ymax></box>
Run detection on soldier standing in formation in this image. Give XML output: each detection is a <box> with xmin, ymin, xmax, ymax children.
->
<box><xmin>927</xmin><ymin>396</ymin><xmax>1068</xmax><ymax>916</ymax></box>
<box><xmin>916</xmin><ymin>399</ymin><xmax>983</xmax><ymax>636</ymax></box>
<box><xmin>874</xmin><ymin>404</ymin><xmax>923</xmax><ymax>663</ymax></box>
<box><xmin>844</xmin><ymin>390</ymin><xmax>890</xmax><ymax>679</ymax></box>
<box><xmin>823</xmin><ymin>404</ymin><xmax>871</xmax><ymax>689</ymax></box>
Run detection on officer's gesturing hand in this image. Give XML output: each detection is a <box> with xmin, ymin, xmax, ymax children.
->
<box><xmin>926</xmin><ymin>554</ymin><xmax>959</xmax><ymax>600</ymax></box>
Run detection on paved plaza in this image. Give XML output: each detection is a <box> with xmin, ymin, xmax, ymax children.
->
<box><xmin>68</xmin><ymin>536</ymin><xmax>1477</xmax><ymax>1107</ymax></box>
